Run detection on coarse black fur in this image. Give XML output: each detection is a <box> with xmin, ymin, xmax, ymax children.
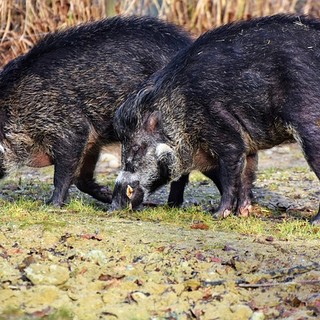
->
<box><xmin>113</xmin><ymin>14</ymin><xmax>320</xmax><ymax>223</ymax></box>
<box><xmin>0</xmin><ymin>15</ymin><xmax>192</xmax><ymax>206</ymax></box>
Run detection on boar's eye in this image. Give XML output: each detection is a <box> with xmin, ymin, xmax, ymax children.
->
<box><xmin>132</xmin><ymin>145</ymin><xmax>140</xmax><ymax>153</ymax></box>
<box><xmin>125</xmin><ymin>144</ymin><xmax>148</xmax><ymax>172</ymax></box>
<box><xmin>132</xmin><ymin>143</ymin><xmax>147</xmax><ymax>156</ymax></box>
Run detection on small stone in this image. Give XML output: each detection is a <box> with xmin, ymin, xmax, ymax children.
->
<box><xmin>84</xmin><ymin>250</ymin><xmax>107</xmax><ymax>265</ymax></box>
<box><xmin>25</xmin><ymin>263</ymin><xmax>69</xmax><ymax>286</ymax></box>
<box><xmin>230</xmin><ymin>304</ymin><xmax>253</xmax><ymax>320</ymax></box>
<box><xmin>250</xmin><ymin>311</ymin><xmax>265</xmax><ymax>320</ymax></box>
<box><xmin>130</xmin><ymin>291</ymin><xmax>149</xmax><ymax>303</ymax></box>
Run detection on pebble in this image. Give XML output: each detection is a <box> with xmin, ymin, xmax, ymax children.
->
<box><xmin>25</xmin><ymin>263</ymin><xmax>69</xmax><ymax>286</ymax></box>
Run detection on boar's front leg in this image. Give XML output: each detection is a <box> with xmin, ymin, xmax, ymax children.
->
<box><xmin>75</xmin><ymin>142</ymin><xmax>112</xmax><ymax>203</ymax></box>
<box><xmin>292</xmin><ymin>120</ymin><xmax>320</xmax><ymax>224</ymax></box>
<box><xmin>167</xmin><ymin>167</ymin><xmax>222</xmax><ymax>207</ymax></box>
<box><xmin>167</xmin><ymin>174</ymin><xmax>189</xmax><ymax>207</ymax></box>
<box><xmin>47</xmin><ymin>133</ymin><xmax>89</xmax><ymax>207</ymax></box>
<box><xmin>167</xmin><ymin>159</ymin><xmax>254</xmax><ymax>212</ymax></box>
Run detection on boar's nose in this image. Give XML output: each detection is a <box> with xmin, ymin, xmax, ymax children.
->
<box><xmin>126</xmin><ymin>181</ymin><xmax>144</xmax><ymax>209</ymax></box>
<box><xmin>111</xmin><ymin>180</ymin><xmax>144</xmax><ymax>211</ymax></box>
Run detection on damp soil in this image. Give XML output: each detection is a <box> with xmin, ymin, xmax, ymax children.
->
<box><xmin>0</xmin><ymin>143</ymin><xmax>319</xmax><ymax>320</ymax></box>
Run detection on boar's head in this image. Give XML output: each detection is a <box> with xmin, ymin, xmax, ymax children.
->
<box><xmin>112</xmin><ymin>86</ymin><xmax>179</xmax><ymax>210</ymax></box>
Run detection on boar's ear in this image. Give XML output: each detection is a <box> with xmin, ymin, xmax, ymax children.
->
<box><xmin>144</xmin><ymin>111</ymin><xmax>161</xmax><ymax>134</ymax></box>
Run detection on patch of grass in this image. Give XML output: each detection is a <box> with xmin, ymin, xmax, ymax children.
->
<box><xmin>0</xmin><ymin>174</ymin><xmax>319</xmax><ymax>241</ymax></box>
<box><xmin>275</xmin><ymin>219</ymin><xmax>320</xmax><ymax>239</ymax></box>
<box><xmin>217</xmin><ymin>215</ymin><xmax>269</xmax><ymax>234</ymax></box>
<box><xmin>189</xmin><ymin>171</ymin><xmax>209</xmax><ymax>183</ymax></box>
<box><xmin>0</xmin><ymin>199</ymin><xmax>67</xmax><ymax>230</ymax></box>
<box><xmin>108</xmin><ymin>203</ymin><xmax>320</xmax><ymax>240</ymax></box>
<box><xmin>0</xmin><ymin>307</ymin><xmax>24</xmax><ymax>320</ymax></box>
<box><xmin>47</xmin><ymin>308</ymin><xmax>74</xmax><ymax>320</ymax></box>
<box><xmin>2</xmin><ymin>199</ymin><xmax>319</xmax><ymax>240</ymax></box>
<box><xmin>66</xmin><ymin>198</ymin><xmax>106</xmax><ymax>215</ymax></box>
<box><xmin>0</xmin><ymin>307</ymin><xmax>74</xmax><ymax>320</ymax></box>
<box><xmin>131</xmin><ymin>205</ymin><xmax>214</xmax><ymax>226</ymax></box>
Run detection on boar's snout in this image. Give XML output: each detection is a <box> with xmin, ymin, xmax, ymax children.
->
<box><xmin>111</xmin><ymin>172</ymin><xmax>144</xmax><ymax>210</ymax></box>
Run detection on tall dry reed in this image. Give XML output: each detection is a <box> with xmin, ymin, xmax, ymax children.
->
<box><xmin>0</xmin><ymin>0</ymin><xmax>115</xmax><ymax>65</ymax></box>
<box><xmin>121</xmin><ymin>0</ymin><xmax>320</xmax><ymax>34</ymax></box>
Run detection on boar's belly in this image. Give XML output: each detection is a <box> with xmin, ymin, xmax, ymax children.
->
<box><xmin>193</xmin><ymin>148</ymin><xmax>217</xmax><ymax>172</ymax></box>
<box><xmin>29</xmin><ymin>152</ymin><xmax>53</xmax><ymax>168</ymax></box>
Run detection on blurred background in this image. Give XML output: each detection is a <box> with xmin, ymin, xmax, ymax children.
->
<box><xmin>1</xmin><ymin>0</ymin><xmax>320</xmax><ymax>67</ymax></box>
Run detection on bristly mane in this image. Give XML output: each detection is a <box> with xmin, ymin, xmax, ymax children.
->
<box><xmin>0</xmin><ymin>15</ymin><xmax>190</xmax><ymax>91</ymax></box>
<box><xmin>149</xmin><ymin>14</ymin><xmax>320</xmax><ymax>95</ymax></box>
<box><xmin>23</xmin><ymin>15</ymin><xmax>186</xmax><ymax>61</ymax></box>
<box><xmin>195</xmin><ymin>14</ymin><xmax>320</xmax><ymax>46</ymax></box>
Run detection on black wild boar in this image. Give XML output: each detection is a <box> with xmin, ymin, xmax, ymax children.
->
<box><xmin>112</xmin><ymin>14</ymin><xmax>320</xmax><ymax>224</ymax></box>
<box><xmin>0</xmin><ymin>16</ymin><xmax>192</xmax><ymax>206</ymax></box>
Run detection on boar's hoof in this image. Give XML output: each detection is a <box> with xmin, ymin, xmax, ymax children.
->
<box><xmin>210</xmin><ymin>208</ymin><xmax>232</xmax><ymax>220</ymax></box>
<box><xmin>311</xmin><ymin>212</ymin><xmax>320</xmax><ymax>225</ymax></box>
<box><xmin>45</xmin><ymin>197</ymin><xmax>66</xmax><ymax>208</ymax></box>
<box><xmin>238</xmin><ymin>204</ymin><xmax>253</xmax><ymax>217</ymax></box>
<box><xmin>222</xmin><ymin>209</ymin><xmax>232</xmax><ymax>218</ymax></box>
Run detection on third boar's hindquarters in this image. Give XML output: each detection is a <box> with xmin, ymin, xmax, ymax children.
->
<box><xmin>0</xmin><ymin>16</ymin><xmax>192</xmax><ymax>206</ymax></box>
<box><xmin>113</xmin><ymin>14</ymin><xmax>320</xmax><ymax>224</ymax></box>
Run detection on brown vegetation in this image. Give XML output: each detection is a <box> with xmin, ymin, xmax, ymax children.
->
<box><xmin>1</xmin><ymin>0</ymin><xmax>320</xmax><ymax>67</ymax></box>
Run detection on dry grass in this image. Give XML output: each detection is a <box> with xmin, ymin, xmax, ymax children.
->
<box><xmin>0</xmin><ymin>0</ymin><xmax>117</xmax><ymax>65</ymax></box>
<box><xmin>1</xmin><ymin>0</ymin><xmax>320</xmax><ymax>66</ymax></box>
<box><xmin>122</xmin><ymin>0</ymin><xmax>320</xmax><ymax>34</ymax></box>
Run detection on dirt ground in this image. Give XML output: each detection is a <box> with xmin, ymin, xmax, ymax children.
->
<box><xmin>0</xmin><ymin>143</ymin><xmax>319</xmax><ymax>320</ymax></box>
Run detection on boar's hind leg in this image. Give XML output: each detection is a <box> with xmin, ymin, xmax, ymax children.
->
<box><xmin>210</xmin><ymin>148</ymin><xmax>247</xmax><ymax>219</ymax></box>
<box><xmin>235</xmin><ymin>153</ymin><xmax>257</xmax><ymax>217</ymax></box>
<box><xmin>75</xmin><ymin>142</ymin><xmax>112</xmax><ymax>203</ymax></box>
<box><xmin>201</xmin><ymin>156</ymin><xmax>256</xmax><ymax>217</ymax></box>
